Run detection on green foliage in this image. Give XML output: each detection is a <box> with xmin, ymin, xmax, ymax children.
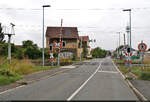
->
<box><xmin>0</xmin><ymin>43</ymin><xmax>19</xmax><ymax>56</ymax></box>
<box><xmin>22</xmin><ymin>40</ymin><xmax>35</xmax><ymax>48</ymax></box>
<box><xmin>72</xmin><ymin>53</ymin><xmax>77</xmax><ymax>61</ymax></box>
<box><xmin>0</xmin><ymin>23</ymin><xmax>5</xmax><ymax>43</ymax></box>
<box><xmin>91</xmin><ymin>47</ymin><xmax>107</xmax><ymax>58</ymax></box>
<box><xmin>0</xmin><ymin>75</ymin><xmax>23</xmax><ymax>86</ymax></box>
<box><xmin>140</xmin><ymin>72</ymin><xmax>150</xmax><ymax>80</ymax></box>
<box><xmin>115</xmin><ymin>45</ymin><xmax>124</xmax><ymax>52</ymax></box>
<box><xmin>23</xmin><ymin>40</ymin><xmax>41</xmax><ymax>59</ymax></box>
<box><xmin>82</xmin><ymin>41</ymin><xmax>88</xmax><ymax>58</ymax></box>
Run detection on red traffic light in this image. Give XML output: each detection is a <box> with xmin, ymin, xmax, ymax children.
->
<box><xmin>60</xmin><ymin>41</ymin><xmax>62</xmax><ymax>43</ymax></box>
<box><xmin>53</xmin><ymin>41</ymin><xmax>55</xmax><ymax>44</ymax></box>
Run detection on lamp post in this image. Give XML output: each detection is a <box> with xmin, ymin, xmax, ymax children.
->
<box><xmin>42</xmin><ymin>5</ymin><xmax>50</xmax><ymax>67</ymax></box>
<box><xmin>123</xmin><ymin>9</ymin><xmax>131</xmax><ymax>48</ymax></box>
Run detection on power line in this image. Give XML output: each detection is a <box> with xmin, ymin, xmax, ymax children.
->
<box><xmin>0</xmin><ymin>7</ymin><xmax>150</xmax><ymax>11</ymax></box>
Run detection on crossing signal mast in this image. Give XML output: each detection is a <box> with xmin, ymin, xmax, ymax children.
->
<box><xmin>4</xmin><ymin>23</ymin><xmax>15</xmax><ymax>63</ymax></box>
<box><xmin>48</xmin><ymin>19</ymin><xmax>66</xmax><ymax>66</ymax></box>
<box><xmin>57</xmin><ymin>19</ymin><xmax>63</xmax><ymax>66</ymax></box>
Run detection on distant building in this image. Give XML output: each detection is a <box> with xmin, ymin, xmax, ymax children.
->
<box><xmin>46</xmin><ymin>26</ymin><xmax>79</xmax><ymax>59</ymax></box>
<box><xmin>144</xmin><ymin>51</ymin><xmax>150</xmax><ymax>59</ymax></box>
<box><xmin>79</xmin><ymin>36</ymin><xmax>91</xmax><ymax>57</ymax></box>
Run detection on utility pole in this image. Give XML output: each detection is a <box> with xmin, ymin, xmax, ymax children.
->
<box><xmin>116</xmin><ymin>32</ymin><xmax>120</xmax><ymax>59</ymax></box>
<box><xmin>123</xmin><ymin>9</ymin><xmax>131</xmax><ymax>48</ymax></box>
<box><xmin>4</xmin><ymin>23</ymin><xmax>15</xmax><ymax>63</ymax></box>
<box><xmin>57</xmin><ymin>19</ymin><xmax>63</xmax><ymax>66</ymax></box>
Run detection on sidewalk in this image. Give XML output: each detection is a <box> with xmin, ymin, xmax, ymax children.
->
<box><xmin>130</xmin><ymin>79</ymin><xmax>150</xmax><ymax>100</ymax></box>
<box><xmin>0</xmin><ymin>65</ymin><xmax>77</xmax><ymax>93</ymax></box>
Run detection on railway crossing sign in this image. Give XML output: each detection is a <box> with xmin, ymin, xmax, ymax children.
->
<box><xmin>138</xmin><ymin>41</ymin><xmax>147</xmax><ymax>52</ymax></box>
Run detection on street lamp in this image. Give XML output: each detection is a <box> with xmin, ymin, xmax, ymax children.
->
<box><xmin>123</xmin><ymin>9</ymin><xmax>131</xmax><ymax>48</ymax></box>
<box><xmin>42</xmin><ymin>5</ymin><xmax>50</xmax><ymax>67</ymax></box>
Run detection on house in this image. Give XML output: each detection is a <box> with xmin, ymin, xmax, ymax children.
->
<box><xmin>79</xmin><ymin>36</ymin><xmax>91</xmax><ymax>57</ymax></box>
<box><xmin>46</xmin><ymin>26</ymin><xmax>79</xmax><ymax>59</ymax></box>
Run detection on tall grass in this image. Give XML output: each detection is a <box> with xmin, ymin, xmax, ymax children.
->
<box><xmin>0</xmin><ymin>58</ymin><xmax>35</xmax><ymax>75</ymax></box>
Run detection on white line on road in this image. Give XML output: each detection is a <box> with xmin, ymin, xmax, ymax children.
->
<box><xmin>98</xmin><ymin>71</ymin><xmax>118</xmax><ymax>73</ymax></box>
<box><xmin>0</xmin><ymin>85</ymin><xmax>25</xmax><ymax>95</ymax></box>
<box><xmin>67</xmin><ymin>61</ymin><xmax>102</xmax><ymax>101</ymax></box>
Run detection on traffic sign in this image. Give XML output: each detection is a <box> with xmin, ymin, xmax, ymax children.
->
<box><xmin>138</xmin><ymin>42</ymin><xmax>147</xmax><ymax>52</ymax></box>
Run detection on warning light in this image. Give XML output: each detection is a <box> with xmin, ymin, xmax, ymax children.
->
<box><xmin>49</xmin><ymin>45</ymin><xmax>53</xmax><ymax>51</ymax></box>
<box><xmin>62</xmin><ymin>41</ymin><xmax>66</xmax><ymax>47</ymax></box>
<box><xmin>127</xmin><ymin>47</ymin><xmax>130</xmax><ymax>53</ymax></box>
<box><xmin>60</xmin><ymin>44</ymin><xmax>62</xmax><ymax>48</ymax></box>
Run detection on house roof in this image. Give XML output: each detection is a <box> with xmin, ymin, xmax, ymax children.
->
<box><xmin>46</xmin><ymin>26</ymin><xmax>79</xmax><ymax>39</ymax></box>
<box><xmin>79</xmin><ymin>36</ymin><xmax>89</xmax><ymax>41</ymax></box>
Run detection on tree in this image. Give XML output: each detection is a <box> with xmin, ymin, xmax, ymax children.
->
<box><xmin>82</xmin><ymin>41</ymin><xmax>88</xmax><ymax>58</ymax></box>
<box><xmin>91</xmin><ymin>47</ymin><xmax>107</xmax><ymax>58</ymax></box>
<box><xmin>0</xmin><ymin>23</ymin><xmax>5</xmax><ymax>43</ymax></box>
<box><xmin>22</xmin><ymin>40</ymin><xmax>41</xmax><ymax>59</ymax></box>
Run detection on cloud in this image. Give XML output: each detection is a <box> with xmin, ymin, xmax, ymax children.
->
<box><xmin>0</xmin><ymin>0</ymin><xmax>150</xmax><ymax>50</ymax></box>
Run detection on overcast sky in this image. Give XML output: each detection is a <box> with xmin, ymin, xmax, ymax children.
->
<box><xmin>0</xmin><ymin>0</ymin><xmax>150</xmax><ymax>50</ymax></box>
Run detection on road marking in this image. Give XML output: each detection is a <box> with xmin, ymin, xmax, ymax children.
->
<box><xmin>60</xmin><ymin>65</ymin><xmax>76</xmax><ymax>69</ymax></box>
<box><xmin>67</xmin><ymin>61</ymin><xmax>102</xmax><ymax>101</ymax></box>
<box><xmin>0</xmin><ymin>85</ymin><xmax>25</xmax><ymax>95</ymax></box>
<box><xmin>98</xmin><ymin>71</ymin><xmax>118</xmax><ymax>73</ymax></box>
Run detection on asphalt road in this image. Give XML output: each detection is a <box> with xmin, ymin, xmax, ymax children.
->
<box><xmin>0</xmin><ymin>57</ymin><xmax>138</xmax><ymax>101</ymax></box>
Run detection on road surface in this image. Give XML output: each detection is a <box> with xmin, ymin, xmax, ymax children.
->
<box><xmin>0</xmin><ymin>57</ymin><xmax>138</xmax><ymax>100</ymax></box>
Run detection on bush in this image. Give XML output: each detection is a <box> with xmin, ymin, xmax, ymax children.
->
<box><xmin>0</xmin><ymin>75</ymin><xmax>22</xmax><ymax>86</ymax></box>
<box><xmin>140</xmin><ymin>72</ymin><xmax>150</xmax><ymax>80</ymax></box>
<box><xmin>0</xmin><ymin>69</ymin><xmax>15</xmax><ymax>76</ymax></box>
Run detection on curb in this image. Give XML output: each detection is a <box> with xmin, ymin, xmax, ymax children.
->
<box><xmin>112</xmin><ymin>61</ymin><xmax>147</xmax><ymax>101</ymax></box>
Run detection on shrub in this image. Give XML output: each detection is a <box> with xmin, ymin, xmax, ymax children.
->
<box><xmin>140</xmin><ymin>72</ymin><xmax>150</xmax><ymax>80</ymax></box>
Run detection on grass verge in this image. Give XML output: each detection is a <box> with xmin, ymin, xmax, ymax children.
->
<box><xmin>0</xmin><ymin>58</ymin><xmax>58</xmax><ymax>86</ymax></box>
<box><xmin>114</xmin><ymin>58</ymin><xmax>150</xmax><ymax>81</ymax></box>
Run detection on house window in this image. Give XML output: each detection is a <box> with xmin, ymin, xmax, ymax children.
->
<box><xmin>64</xmin><ymin>29</ymin><xmax>71</xmax><ymax>35</ymax></box>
